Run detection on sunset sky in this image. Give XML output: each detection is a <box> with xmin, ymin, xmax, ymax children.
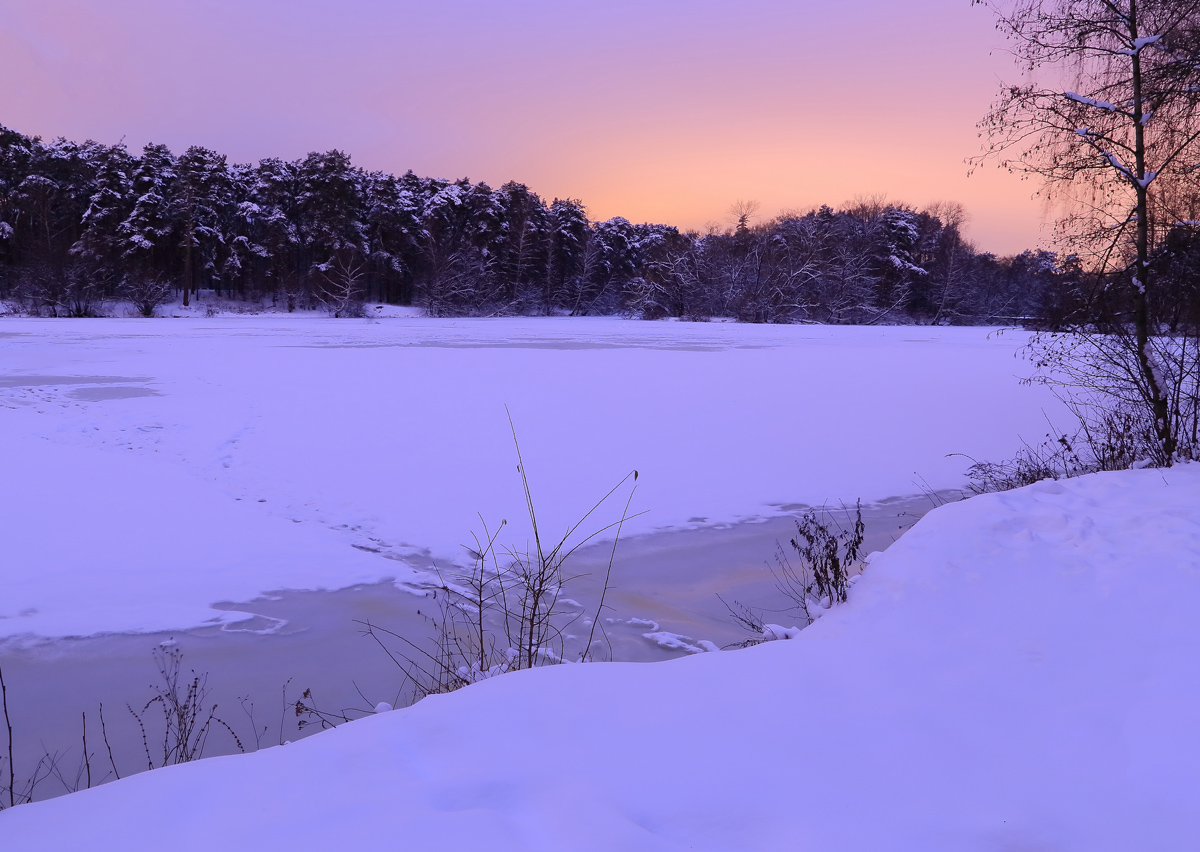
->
<box><xmin>0</xmin><ymin>0</ymin><xmax>1051</xmax><ymax>255</ymax></box>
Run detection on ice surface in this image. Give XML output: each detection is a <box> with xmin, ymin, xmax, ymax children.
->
<box><xmin>0</xmin><ymin>317</ymin><xmax>1064</xmax><ymax>639</ymax></box>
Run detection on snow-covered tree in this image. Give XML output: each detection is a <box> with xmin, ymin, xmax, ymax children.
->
<box><xmin>363</xmin><ymin>170</ymin><xmax>420</xmax><ymax>304</ymax></box>
<box><xmin>247</xmin><ymin>157</ymin><xmax>301</xmax><ymax>306</ymax></box>
<box><xmin>74</xmin><ymin>144</ymin><xmax>134</xmax><ymax>275</ymax></box>
<box><xmin>416</xmin><ymin>179</ymin><xmax>481</xmax><ymax>315</ymax></box>
<box><xmin>977</xmin><ymin>0</ymin><xmax>1200</xmax><ymax>461</ymax></box>
<box><xmin>575</xmin><ymin>217</ymin><xmax>637</xmax><ymax>315</ymax></box>
<box><xmin>172</xmin><ymin>146</ymin><xmax>233</xmax><ymax>306</ymax></box>
<box><xmin>296</xmin><ymin>151</ymin><xmax>365</xmax><ymax>260</ymax></box>
<box><xmin>547</xmin><ymin>198</ymin><xmax>589</xmax><ymax>310</ymax></box>
<box><xmin>118</xmin><ymin>144</ymin><xmax>178</xmax><ymax>281</ymax></box>
<box><xmin>494</xmin><ymin>182</ymin><xmax>551</xmax><ymax>309</ymax></box>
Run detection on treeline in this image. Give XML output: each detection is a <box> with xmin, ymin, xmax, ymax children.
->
<box><xmin>0</xmin><ymin>123</ymin><xmax>1095</xmax><ymax>322</ymax></box>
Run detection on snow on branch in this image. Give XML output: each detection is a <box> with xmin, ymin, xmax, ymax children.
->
<box><xmin>1064</xmin><ymin>91</ymin><xmax>1119</xmax><ymax>112</ymax></box>
<box><xmin>1100</xmin><ymin>150</ymin><xmax>1134</xmax><ymax>181</ymax></box>
<box><xmin>1117</xmin><ymin>35</ymin><xmax>1162</xmax><ymax>57</ymax></box>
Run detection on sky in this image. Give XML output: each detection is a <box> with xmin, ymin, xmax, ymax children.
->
<box><xmin>0</xmin><ymin>0</ymin><xmax>1050</xmax><ymax>255</ymax></box>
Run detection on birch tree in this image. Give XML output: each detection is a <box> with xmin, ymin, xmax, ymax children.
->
<box><xmin>977</xmin><ymin>0</ymin><xmax>1200</xmax><ymax>462</ymax></box>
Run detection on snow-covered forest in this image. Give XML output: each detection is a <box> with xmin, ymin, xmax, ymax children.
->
<box><xmin>0</xmin><ymin>123</ymin><xmax>1098</xmax><ymax>323</ymax></box>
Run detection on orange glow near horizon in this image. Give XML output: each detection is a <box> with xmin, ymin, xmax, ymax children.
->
<box><xmin>0</xmin><ymin>0</ymin><xmax>1051</xmax><ymax>256</ymax></box>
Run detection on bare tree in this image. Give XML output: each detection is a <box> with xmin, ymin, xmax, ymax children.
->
<box><xmin>975</xmin><ymin>0</ymin><xmax>1200</xmax><ymax>462</ymax></box>
<box><xmin>122</xmin><ymin>270</ymin><xmax>173</xmax><ymax>317</ymax></box>
<box><xmin>728</xmin><ymin>199</ymin><xmax>761</xmax><ymax>235</ymax></box>
<box><xmin>314</xmin><ymin>249</ymin><xmax>367</xmax><ymax>318</ymax></box>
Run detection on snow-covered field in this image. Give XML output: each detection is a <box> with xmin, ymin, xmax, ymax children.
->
<box><xmin>5</xmin><ymin>465</ymin><xmax>1197</xmax><ymax>850</ymax></box>
<box><xmin>1</xmin><ymin>317</ymin><xmax>1060</xmax><ymax>640</ymax></box>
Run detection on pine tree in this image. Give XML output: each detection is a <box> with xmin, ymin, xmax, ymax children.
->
<box><xmin>118</xmin><ymin>144</ymin><xmax>178</xmax><ymax>283</ymax></box>
<box><xmin>547</xmin><ymin>198</ymin><xmax>589</xmax><ymax>310</ymax></box>
<box><xmin>172</xmin><ymin>146</ymin><xmax>233</xmax><ymax>306</ymax></box>
<box><xmin>363</xmin><ymin>170</ymin><xmax>420</xmax><ymax>304</ymax></box>
<box><xmin>74</xmin><ymin>143</ymin><xmax>134</xmax><ymax>275</ymax></box>
<box><xmin>494</xmin><ymin>182</ymin><xmax>551</xmax><ymax>308</ymax></box>
<box><xmin>249</xmin><ymin>157</ymin><xmax>300</xmax><ymax>306</ymax></box>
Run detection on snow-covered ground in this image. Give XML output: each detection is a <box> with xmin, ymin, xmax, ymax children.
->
<box><xmin>1</xmin><ymin>317</ymin><xmax>1061</xmax><ymax>639</ymax></box>
<box><xmin>4</xmin><ymin>466</ymin><xmax>1197</xmax><ymax>850</ymax></box>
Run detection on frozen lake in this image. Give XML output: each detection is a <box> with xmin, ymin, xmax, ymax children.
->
<box><xmin>1</xmin><ymin>316</ymin><xmax>1061</xmax><ymax>639</ymax></box>
<box><xmin>0</xmin><ymin>316</ymin><xmax>1063</xmax><ymax>795</ymax></box>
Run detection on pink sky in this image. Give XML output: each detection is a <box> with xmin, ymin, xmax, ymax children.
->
<box><xmin>0</xmin><ymin>0</ymin><xmax>1050</xmax><ymax>254</ymax></box>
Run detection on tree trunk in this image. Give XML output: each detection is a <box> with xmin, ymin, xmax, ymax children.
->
<box><xmin>183</xmin><ymin>207</ymin><xmax>193</xmax><ymax>308</ymax></box>
<box><xmin>1129</xmin><ymin>0</ymin><xmax>1175</xmax><ymax>461</ymax></box>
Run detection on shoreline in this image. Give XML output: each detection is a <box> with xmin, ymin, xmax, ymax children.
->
<box><xmin>0</xmin><ymin>491</ymin><xmax>950</xmax><ymax>802</ymax></box>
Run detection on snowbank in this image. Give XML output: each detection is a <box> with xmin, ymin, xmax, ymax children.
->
<box><xmin>3</xmin><ymin>466</ymin><xmax>1197</xmax><ymax>850</ymax></box>
<box><xmin>0</xmin><ymin>318</ymin><xmax>1063</xmax><ymax>639</ymax></box>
